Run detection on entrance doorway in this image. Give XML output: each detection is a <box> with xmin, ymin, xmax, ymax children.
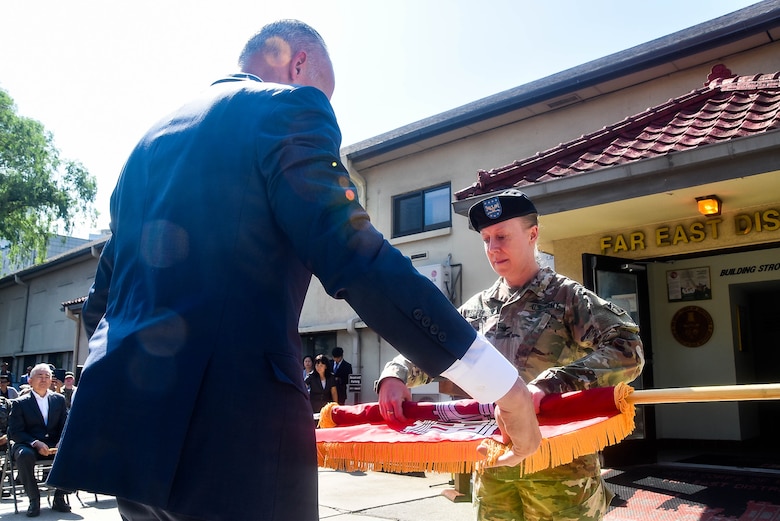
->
<box><xmin>730</xmin><ymin>280</ymin><xmax>780</xmax><ymax>444</ymax></box>
<box><xmin>582</xmin><ymin>254</ymin><xmax>655</xmax><ymax>466</ymax></box>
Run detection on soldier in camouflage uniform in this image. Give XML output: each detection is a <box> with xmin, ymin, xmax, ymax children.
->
<box><xmin>378</xmin><ymin>190</ymin><xmax>644</xmax><ymax>521</ymax></box>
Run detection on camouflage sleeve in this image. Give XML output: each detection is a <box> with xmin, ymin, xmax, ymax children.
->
<box><xmin>374</xmin><ymin>354</ymin><xmax>433</xmax><ymax>392</ymax></box>
<box><xmin>530</xmin><ymin>285</ymin><xmax>645</xmax><ymax>395</ymax></box>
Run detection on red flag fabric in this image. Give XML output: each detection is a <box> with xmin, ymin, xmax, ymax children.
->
<box><xmin>316</xmin><ymin>383</ymin><xmax>635</xmax><ymax>475</ymax></box>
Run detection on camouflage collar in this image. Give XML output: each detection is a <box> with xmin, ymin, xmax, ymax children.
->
<box><xmin>487</xmin><ymin>267</ymin><xmax>555</xmax><ymax>303</ymax></box>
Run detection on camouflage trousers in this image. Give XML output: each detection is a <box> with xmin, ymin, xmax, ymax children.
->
<box><xmin>473</xmin><ymin>454</ymin><xmax>609</xmax><ymax>521</ymax></box>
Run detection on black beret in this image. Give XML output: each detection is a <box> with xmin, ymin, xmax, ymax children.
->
<box><xmin>468</xmin><ymin>189</ymin><xmax>537</xmax><ymax>232</ymax></box>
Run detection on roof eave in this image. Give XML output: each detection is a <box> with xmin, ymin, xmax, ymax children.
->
<box><xmin>452</xmin><ymin>129</ymin><xmax>780</xmax><ymax>217</ymax></box>
<box><xmin>343</xmin><ymin>1</ymin><xmax>780</xmax><ymax>166</ymax></box>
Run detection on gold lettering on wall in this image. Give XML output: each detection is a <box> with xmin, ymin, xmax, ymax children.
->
<box><xmin>598</xmin><ymin>207</ymin><xmax>780</xmax><ymax>254</ymax></box>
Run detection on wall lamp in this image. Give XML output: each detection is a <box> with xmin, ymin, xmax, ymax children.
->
<box><xmin>696</xmin><ymin>195</ymin><xmax>722</xmax><ymax>217</ymax></box>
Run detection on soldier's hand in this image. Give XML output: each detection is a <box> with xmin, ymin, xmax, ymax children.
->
<box><xmin>527</xmin><ymin>383</ymin><xmax>545</xmax><ymax>414</ymax></box>
<box><xmin>478</xmin><ymin>377</ymin><xmax>541</xmax><ymax>467</ymax></box>
<box><xmin>378</xmin><ymin>377</ymin><xmax>412</xmax><ymax>426</ymax></box>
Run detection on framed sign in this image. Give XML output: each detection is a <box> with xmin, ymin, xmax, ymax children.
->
<box><xmin>666</xmin><ymin>267</ymin><xmax>712</xmax><ymax>302</ymax></box>
<box><xmin>347</xmin><ymin>374</ymin><xmax>362</xmax><ymax>393</ymax></box>
<box><xmin>671</xmin><ymin>306</ymin><xmax>714</xmax><ymax>347</ymax></box>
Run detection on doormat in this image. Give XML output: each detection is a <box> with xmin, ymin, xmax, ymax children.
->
<box><xmin>604</xmin><ymin>464</ymin><xmax>780</xmax><ymax>519</ymax></box>
<box><xmin>679</xmin><ymin>453</ymin><xmax>780</xmax><ymax>471</ymax></box>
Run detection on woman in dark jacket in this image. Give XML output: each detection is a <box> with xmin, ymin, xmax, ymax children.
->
<box><xmin>305</xmin><ymin>355</ymin><xmax>338</xmax><ymax>414</ymax></box>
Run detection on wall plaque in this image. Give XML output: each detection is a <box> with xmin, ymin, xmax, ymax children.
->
<box><xmin>671</xmin><ymin>306</ymin><xmax>714</xmax><ymax>347</ymax></box>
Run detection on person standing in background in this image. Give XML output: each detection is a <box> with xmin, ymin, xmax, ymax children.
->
<box><xmin>59</xmin><ymin>372</ymin><xmax>77</xmax><ymax>409</ymax></box>
<box><xmin>302</xmin><ymin>355</ymin><xmax>314</xmax><ymax>383</ymax></box>
<box><xmin>331</xmin><ymin>347</ymin><xmax>352</xmax><ymax>405</ymax></box>
<box><xmin>305</xmin><ymin>354</ymin><xmax>338</xmax><ymax>414</ymax></box>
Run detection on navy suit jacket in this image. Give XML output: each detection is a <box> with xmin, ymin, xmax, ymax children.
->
<box><xmin>8</xmin><ymin>392</ymin><xmax>68</xmax><ymax>449</ymax></box>
<box><xmin>333</xmin><ymin>359</ymin><xmax>353</xmax><ymax>404</ymax></box>
<box><xmin>49</xmin><ymin>74</ymin><xmax>477</xmax><ymax>520</ymax></box>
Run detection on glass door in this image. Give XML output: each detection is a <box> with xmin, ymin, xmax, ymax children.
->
<box><xmin>582</xmin><ymin>254</ymin><xmax>655</xmax><ymax>465</ymax></box>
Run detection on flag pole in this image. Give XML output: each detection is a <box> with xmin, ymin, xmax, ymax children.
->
<box><xmin>628</xmin><ymin>383</ymin><xmax>780</xmax><ymax>405</ymax></box>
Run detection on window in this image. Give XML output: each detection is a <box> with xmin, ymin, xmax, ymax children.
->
<box><xmin>392</xmin><ymin>184</ymin><xmax>451</xmax><ymax>238</ymax></box>
<box><xmin>301</xmin><ymin>332</ymin><xmax>337</xmax><ymax>359</ymax></box>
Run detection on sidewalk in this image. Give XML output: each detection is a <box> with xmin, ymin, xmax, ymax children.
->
<box><xmin>318</xmin><ymin>469</ymin><xmax>473</xmax><ymax>520</ymax></box>
<box><xmin>0</xmin><ymin>492</ymin><xmax>118</xmax><ymax>520</ymax></box>
<box><xmin>0</xmin><ymin>470</ymin><xmax>472</xmax><ymax>521</ymax></box>
<box><xmin>0</xmin><ymin>464</ymin><xmax>777</xmax><ymax>520</ymax></box>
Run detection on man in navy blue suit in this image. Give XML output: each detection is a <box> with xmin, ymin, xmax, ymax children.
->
<box><xmin>9</xmin><ymin>364</ymin><xmax>70</xmax><ymax>517</ymax></box>
<box><xmin>331</xmin><ymin>347</ymin><xmax>352</xmax><ymax>405</ymax></box>
<box><xmin>49</xmin><ymin>20</ymin><xmax>541</xmax><ymax>521</ymax></box>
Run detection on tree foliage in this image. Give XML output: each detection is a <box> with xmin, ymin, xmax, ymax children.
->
<box><xmin>0</xmin><ymin>88</ymin><xmax>97</xmax><ymax>265</ymax></box>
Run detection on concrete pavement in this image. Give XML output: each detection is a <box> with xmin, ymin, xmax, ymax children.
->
<box><xmin>318</xmin><ymin>469</ymin><xmax>473</xmax><ymax>520</ymax></box>
<box><xmin>0</xmin><ymin>470</ymin><xmax>473</xmax><ymax>520</ymax></box>
<box><xmin>1</xmin><ymin>464</ymin><xmax>776</xmax><ymax>520</ymax></box>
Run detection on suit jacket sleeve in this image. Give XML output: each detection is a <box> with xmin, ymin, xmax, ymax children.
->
<box><xmin>8</xmin><ymin>398</ymin><xmax>36</xmax><ymax>446</ymax></box>
<box><xmin>82</xmin><ymin>236</ymin><xmax>115</xmax><ymax>338</ymax></box>
<box><xmin>260</xmin><ymin>87</ymin><xmax>478</xmax><ymax>377</ymax></box>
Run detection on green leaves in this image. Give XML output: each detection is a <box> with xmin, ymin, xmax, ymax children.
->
<box><xmin>0</xmin><ymin>88</ymin><xmax>97</xmax><ymax>267</ymax></box>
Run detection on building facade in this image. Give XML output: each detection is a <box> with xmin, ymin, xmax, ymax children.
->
<box><xmin>0</xmin><ymin>0</ymin><xmax>778</xmax><ymax>459</ymax></box>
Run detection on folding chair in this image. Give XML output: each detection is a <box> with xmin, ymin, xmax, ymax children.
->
<box><xmin>0</xmin><ymin>447</ymin><xmax>12</xmax><ymax>498</ymax></box>
<box><xmin>8</xmin><ymin>446</ymin><xmax>58</xmax><ymax>514</ymax></box>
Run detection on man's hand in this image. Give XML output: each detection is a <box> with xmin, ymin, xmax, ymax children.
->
<box><xmin>477</xmin><ymin>377</ymin><xmax>542</xmax><ymax>467</ymax></box>
<box><xmin>377</xmin><ymin>377</ymin><xmax>412</xmax><ymax>426</ymax></box>
<box><xmin>33</xmin><ymin>441</ymin><xmax>52</xmax><ymax>457</ymax></box>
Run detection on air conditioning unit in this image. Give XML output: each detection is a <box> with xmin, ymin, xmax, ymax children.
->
<box><xmin>410</xmin><ymin>382</ymin><xmax>448</xmax><ymax>403</ymax></box>
<box><xmin>415</xmin><ymin>263</ymin><xmax>451</xmax><ymax>294</ymax></box>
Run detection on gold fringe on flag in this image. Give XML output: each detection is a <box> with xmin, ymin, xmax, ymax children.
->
<box><xmin>317</xmin><ymin>402</ymin><xmax>339</xmax><ymax>429</ymax></box>
<box><xmin>316</xmin><ymin>383</ymin><xmax>637</xmax><ymax>476</ymax></box>
<box><xmin>476</xmin><ymin>382</ymin><xmax>635</xmax><ymax>475</ymax></box>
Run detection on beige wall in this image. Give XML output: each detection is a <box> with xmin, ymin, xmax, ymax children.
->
<box><xmin>0</xmin><ymin>256</ymin><xmax>97</xmax><ymax>375</ymax></box>
<box><xmin>0</xmin><ymin>283</ymin><xmax>28</xmax><ymax>354</ymax></box>
<box><xmin>646</xmin><ymin>247</ymin><xmax>780</xmax><ymax>440</ymax></box>
<box><xmin>307</xmin><ymin>41</ymin><xmax>780</xmax><ymax>403</ymax></box>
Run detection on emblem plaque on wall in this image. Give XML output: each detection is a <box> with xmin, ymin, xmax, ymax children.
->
<box><xmin>671</xmin><ymin>305</ymin><xmax>714</xmax><ymax>347</ymax></box>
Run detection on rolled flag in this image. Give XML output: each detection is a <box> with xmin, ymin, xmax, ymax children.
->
<box><xmin>316</xmin><ymin>382</ymin><xmax>780</xmax><ymax>476</ymax></box>
<box><xmin>316</xmin><ymin>383</ymin><xmax>635</xmax><ymax>475</ymax></box>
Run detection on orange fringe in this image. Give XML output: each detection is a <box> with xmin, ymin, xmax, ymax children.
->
<box><xmin>318</xmin><ymin>402</ymin><xmax>339</xmax><ymax>429</ymax></box>
<box><xmin>475</xmin><ymin>382</ymin><xmax>635</xmax><ymax>475</ymax></box>
<box><xmin>317</xmin><ymin>383</ymin><xmax>636</xmax><ymax>476</ymax></box>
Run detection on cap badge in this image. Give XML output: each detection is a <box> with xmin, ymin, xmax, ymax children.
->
<box><xmin>482</xmin><ymin>197</ymin><xmax>502</xmax><ymax>219</ymax></box>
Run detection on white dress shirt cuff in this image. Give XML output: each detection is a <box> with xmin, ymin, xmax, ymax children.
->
<box><xmin>441</xmin><ymin>332</ymin><xmax>518</xmax><ymax>403</ymax></box>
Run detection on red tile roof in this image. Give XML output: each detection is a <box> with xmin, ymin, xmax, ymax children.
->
<box><xmin>454</xmin><ymin>65</ymin><xmax>780</xmax><ymax>200</ymax></box>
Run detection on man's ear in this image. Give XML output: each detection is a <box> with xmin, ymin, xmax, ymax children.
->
<box><xmin>289</xmin><ymin>50</ymin><xmax>307</xmax><ymax>81</ymax></box>
<box><xmin>529</xmin><ymin>225</ymin><xmax>539</xmax><ymax>243</ymax></box>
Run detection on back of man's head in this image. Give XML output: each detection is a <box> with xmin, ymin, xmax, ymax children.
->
<box><xmin>238</xmin><ymin>19</ymin><xmax>334</xmax><ymax>99</ymax></box>
<box><xmin>239</xmin><ymin>19</ymin><xmax>327</xmax><ymax>71</ymax></box>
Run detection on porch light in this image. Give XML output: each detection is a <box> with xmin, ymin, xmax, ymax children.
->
<box><xmin>696</xmin><ymin>195</ymin><xmax>722</xmax><ymax>217</ymax></box>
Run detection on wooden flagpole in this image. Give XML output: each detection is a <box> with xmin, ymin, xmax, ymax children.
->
<box><xmin>628</xmin><ymin>383</ymin><xmax>780</xmax><ymax>405</ymax></box>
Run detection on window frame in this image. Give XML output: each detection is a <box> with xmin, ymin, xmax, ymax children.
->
<box><xmin>391</xmin><ymin>183</ymin><xmax>452</xmax><ymax>239</ymax></box>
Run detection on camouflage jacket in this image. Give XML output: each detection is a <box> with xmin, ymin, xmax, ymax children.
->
<box><xmin>380</xmin><ymin>267</ymin><xmax>644</xmax><ymax>396</ymax></box>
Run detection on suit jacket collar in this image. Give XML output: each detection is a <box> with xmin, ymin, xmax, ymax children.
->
<box><xmin>211</xmin><ymin>73</ymin><xmax>263</xmax><ymax>86</ymax></box>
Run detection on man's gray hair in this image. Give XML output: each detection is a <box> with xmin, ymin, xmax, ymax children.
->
<box><xmin>239</xmin><ymin>19</ymin><xmax>328</xmax><ymax>68</ymax></box>
<box><xmin>30</xmin><ymin>363</ymin><xmax>53</xmax><ymax>377</ymax></box>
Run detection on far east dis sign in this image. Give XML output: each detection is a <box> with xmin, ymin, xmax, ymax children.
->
<box><xmin>599</xmin><ymin>208</ymin><xmax>780</xmax><ymax>255</ymax></box>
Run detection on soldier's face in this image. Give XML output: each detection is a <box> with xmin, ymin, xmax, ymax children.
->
<box><xmin>481</xmin><ymin>218</ymin><xmax>538</xmax><ymax>284</ymax></box>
